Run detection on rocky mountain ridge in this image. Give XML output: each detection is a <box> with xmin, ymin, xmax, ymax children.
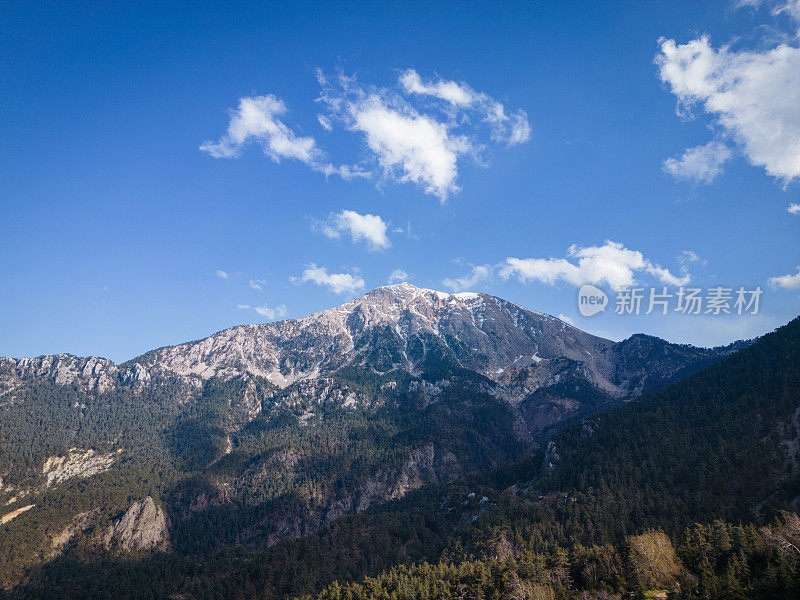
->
<box><xmin>0</xmin><ymin>284</ymin><xmax>739</xmax><ymax>413</ymax></box>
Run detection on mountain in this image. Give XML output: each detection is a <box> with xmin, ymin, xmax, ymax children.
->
<box><xmin>0</xmin><ymin>307</ymin><xmax>794</xmax><ymax>600</ymax></box>
<box><xmin>0</xmin><ymin>284</ymin><xmax>750</xmax><ymax>596</ymax></box>
<box><xmin>123</xmin><ymin>282</ymin><xmax>739</xmax><ymax>404</ymax></box>
<box><xmin>0</xmin><ymin>283</ymin><xmax>739</xmax><ymax>438</ymax></box>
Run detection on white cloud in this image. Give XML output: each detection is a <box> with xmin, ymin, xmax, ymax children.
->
<box><xmin>499</xmin><ymin>241</ymin><xmax>690</xmax><ymax>290</ymax></box>
<box><xmin>769</xmin><ymin>0</ymin><xmax>800</xmax><ymax>20</ymax></box>
<box><xmin>200</xmin><ymin>94</ymin><xmax>366</xmax><ymax>180</ymax></box>
<box><xmin>557</xmin><ymin>313</ymin><xmax>575</xmax><ymax>326</ymax></box>
<box><xmin>350</xmin><ymin>95</ymin><xmax>473</xmax><ymax>200</ymax></box>
<box><xmin>663</xmin><ymin>141</ymin><xmax>732</xmax><ymax>183</ymax></box>
<box><xmin>392</xmin><ymin>221</ymin><xmax>418</xmax><ymax>239</ymax></box>
<box><xmin>249</xmin><ymin>279</ymin><xmax>265</xmax><ymax>290</ymax></box>
<box><xmin>399</xmin><ymin>70</ymin><xmax>476</xmax><ymax>106</ymax></box>
<box><xmin>317</xmin><ymin>114</ymin><xmax>333</xmax><ymax>131</ymax></box>
<box><xmin>678</xmin><ymin>250</ymin><xmax>707</xmax><ymax>266</ymax></box>
<box><xmin>237</xmin><ymin>304</ymin><xmax>251</xmax><ymax>309</ymax></box>
<box><xmin>388</xmin><ymin>268</ymin><xmax>409</xmax><ymax>284</ymax></box>
<box><xmin>317</xmin><ymin>209</ymin><xmax>390</xmax><ymax>250</ymax></box>
<box><xmin>254</xmin><ymin>304</ymin><xmax>288</xmax><ymax>320</ymax></box>
<box><xmin>201</xmin><ymin>95</ymin><xmax>319</xmax><ymax>162</ymax></box>
<box><xmin>737</xmin><ymin>0</ymin><xmax>800</xmax><ymax>19</ymax></box>
<box><xmin>443</xmin><ymin>264</ymin><xmax>491</xmax><ymax>292</ymax></box>
<box><xmin>316</xmin><ymin>69</ymin><xmax>529</xmax><ymax>200</ymax></box>
<box><xmin>677</xmin><ymin>249</ymin><xmax>707</xmax><ymax>278</ymax></box>
<box><xmin>656</xmin><ymin>27</ymin><xmax>800</xmax><ymax>184</ymax></box>
<box><xmin>298</xmin><ymin>264</ymin><xmax>365</xmax><ymax>294</ymax></box>
<box><xmin>768</xmin><ymin>266</ymin><xmax>800</xmax><ymax>289</ymax></box>
<box><xmin>399</xmin><ymin>69</ymin><xmax>531</xmax><ymax>146</ymax></box>
<box><xmin>216</xmin><ymin>270</ymin><xmax>229</xmax><ymax>280</ymax></box>
<box><xmin>784</xmin><ymin>0</ymin><xmax>800</xmax><ymax>19</ymax></box>
<box><xmin>318</xmin><ymin>162</ymin><xmax>372</xmax><ymax>180</ymax></box>
<box><xmin>788</xmin><ymin>202</ymin><xmax>800</xmax><ymax>214</ymax></box>
<box><xmin>203</xmin><ymin>71</ymin><xmax>528</xmax><ymax>199</ymax></box>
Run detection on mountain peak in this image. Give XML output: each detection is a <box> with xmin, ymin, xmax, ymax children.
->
<box><xmin>126</xmin><ymin>284</ymin><xmax>619</xmax><ymax>390</ymax></box>
<box><xmin>349</xmin><ymin>282</ymin><xmax>486</xmax><ymax>313</ymax></box>
<box><xmin>361</xmin><ymin>282</ymin><xmax>475</xmax><ymax>301</ymax></box>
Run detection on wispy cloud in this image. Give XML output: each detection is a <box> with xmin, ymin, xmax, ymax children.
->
<box><xmin>399</xmin><ymin>69</ymin><xmax>531</xmax><ymax>146</ymax></box>
<box><xmin>663</xmin><ymin>141</ymin><xmax>732</xmax><ymax>183</ymax></box>
<box><xmin>297</xmin><ymin>263</ymin><xmax>365</xmax><ymax>294</ymax></box>
<box><xmin>315</xmin><ymin>68</ymin><xmax>529</xmax><ymax>200</ymax></box>
<box><xmin>499</xmin><ymin>241</ymin><xmax>690</xmax><ymax>290</ymax></box>
<box><xmin>678</xmin><ymin>250</ymin><xmax>706</xmax><ymax>266</ymax></box>
<box><xmin>254</xmin><ymin>304</ymin><xmax>288</xmax><ymax>320</ymax></box>
<box><xmin>557</xmin><ymin>313</ymin><xmax>575</xmax><ymax>326</ymax></box>
<box><xmin>201</xmin><ymin>95</ymin><xmax>318</xmax><ymax>162</ymax></box>
<box><xmin>316</xmin><ymin>73</ymin><xmax>474</xmax><ymax>200</ymax></box>
<box><xmin>201</xmin><ymin>70</ymin><xmax>529</xmax><ymax>201</ymax></box>
<box><xmin>316</xmin><ymin>209</ymin><xmax>390</xmax><ymax>250</ymax></box>
<box><xmin>216</xmin><ymin>270</ymin><xmax>230</xmax><ymax>280</ymax></box>
<box><xmin>249</xmin><ymin>279</ymin><xmax>265</xmax><ymax>290</ymax></box>
<box><xmin>200</xmin><ymin>95</ymin><xmax>368</xmax><ymax>180</ymax></box>
<box><xmin>392</xmin><ymin>221</ymin><xmax>417</xmax><ymax>239</ymax></box>
<box><xmin>388</xmin><ymin>268</ymin><xmax>409</xmax><ymax>284</ymax></box>
<box><xmin>442</xmin><ymin>264</ymin><xmax>491</xmax><ymax>292</ymax></box>
<box><xmin>788</xmin><ymin>203</ymin><xmax>800</xmax><ymax>214</ymax></box>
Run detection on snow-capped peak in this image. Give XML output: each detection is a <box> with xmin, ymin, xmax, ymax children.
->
<box><xmin>126</xmin><ymin>283</ymin><xmax>617</xmax><ymax>391</ymax></box>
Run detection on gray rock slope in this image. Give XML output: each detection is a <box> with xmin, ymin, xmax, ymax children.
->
<box><xmin>0</xmin><ymin>283</ymin><xmax>737</xmax><ymax>413</ymax></box>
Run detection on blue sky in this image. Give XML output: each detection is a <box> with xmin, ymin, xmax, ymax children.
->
<box><xmin>1</xmin><ymin>1</ymin><xmax>799</xmax><ymax>363</ymax></box>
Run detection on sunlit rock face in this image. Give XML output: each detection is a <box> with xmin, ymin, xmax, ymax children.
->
<box><xmin>102</xmin><ymin>496</ymin><xmax>170</xmax><ymax>552</ymax></box>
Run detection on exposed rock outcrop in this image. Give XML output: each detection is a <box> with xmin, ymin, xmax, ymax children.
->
<box><xmin>1</xmin><ymin>504</ymin><xmax>35</xmax><ymax>525</ymax></box>
<box><xmin>102</xmin><ymin>497</ymin><xmax>170</xmax><ymax>551</ymax></box>
<box><xmin>128</xmin><ymin>284</ymin><xmax>736</xmax><ymax>410</ymax></box>
<box><xmin>134</xmin><ymin>284</ymin><xmax>620</xmax><ymax>391</ymax></box>
<box><xmin>43</xmin><ymin>448</ymin><xmax>119</xmax><ymax>486</ymax></box>
<box><xmin>0</xmin><ymin>355</ymin><xmax>118</xmax><ymax>395</ymax></box>
<box><xmin>119</xmin><ymin>362</ymin><xmax>151</xmax><ymax>390</ymax></box>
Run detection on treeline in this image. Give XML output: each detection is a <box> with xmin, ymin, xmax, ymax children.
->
<box><xmin>304</xmin><ymin>517</ymin><xmax>800</xmax><ymax>600</ymax></box>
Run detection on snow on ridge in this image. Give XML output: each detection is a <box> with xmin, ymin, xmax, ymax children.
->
<box><xmin>124</xmin><ymin>282</ymin><xmax>583</xmax><ymax>390</ymax></box>
<box><xmin>453</xmin><ymin>292</ymin><xmax>480</xmax><ymax>300</ymax></box>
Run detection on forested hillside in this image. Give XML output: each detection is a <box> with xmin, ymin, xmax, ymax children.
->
<box><xmin>0</xmin><ymin>292</ymin><xmax>796</xmax><ymax>599</ymax></box>
<box><xmin>293</xmin><ymin>318</ymin><xmax>800</xmax><ymax>599</ymax></box>
<box><xmin>1</xmin><ymin>317</ymin><xmax>797</xmax><ymax>599</ymax></box>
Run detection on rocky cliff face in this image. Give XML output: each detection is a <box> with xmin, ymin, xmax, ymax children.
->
<box><xmin>102</xmin><ymin>497</ymin><xmax>170</xmax><ymax>552</ymax></box>
<box><xmin>0</xmin><ymin>355</ymin><xmax>119</xmax><ymax>398</ymax></box>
